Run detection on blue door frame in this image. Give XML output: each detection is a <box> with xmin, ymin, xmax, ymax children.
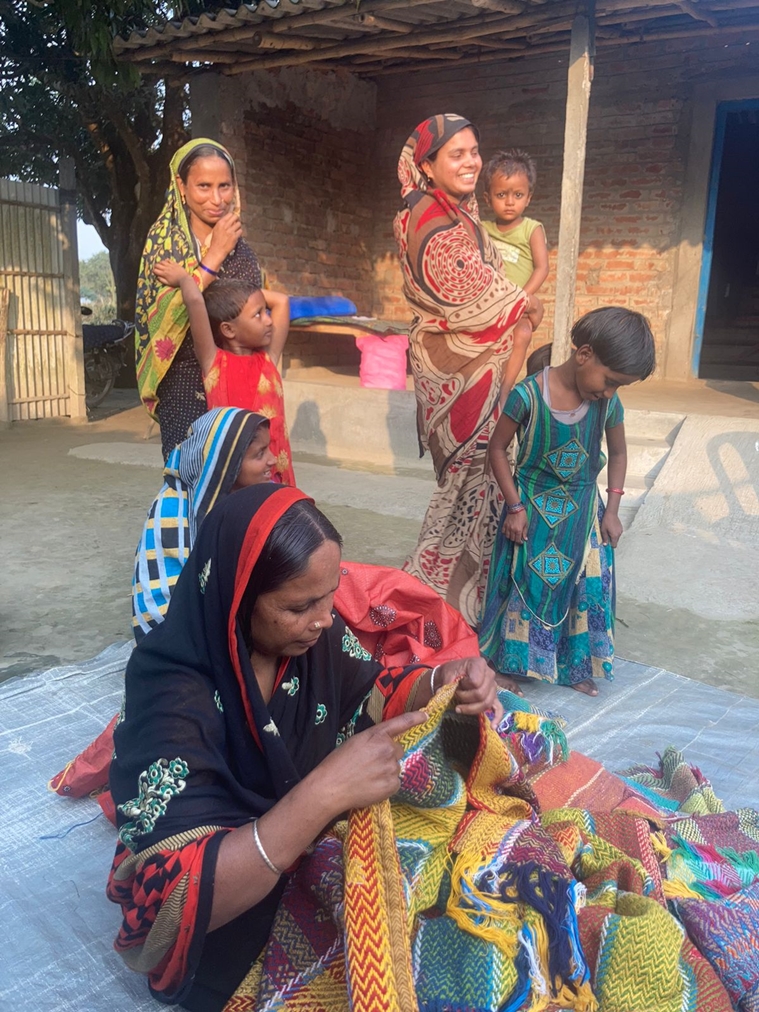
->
<box><xmin>692</xmin><ymin>98</ymin><xmax>759</xmax><ymax>376</ymax></box>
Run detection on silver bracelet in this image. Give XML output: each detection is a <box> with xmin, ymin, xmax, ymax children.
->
<box><xmin>252</xmin><ymin>818</ymin><xmax>283</xmax><ymax>876</ymax></box>
<box><xmin>429</xmin><ymin>665</ymin><xmax>440</xmax><ymax>697</ymax></box>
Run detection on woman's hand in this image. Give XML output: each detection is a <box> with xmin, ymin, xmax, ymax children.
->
<box><xmin>600</xmin><ymin>511</ymin><xmax>623</xmax><ymax>548</ymax></box>
<box><xmin>154</xmin><ymin>259</ymin><xmax>189</xmax><ymax>288</ymax></box>
<box><xmin>436</xmin><ymin>657</ymin><xmax>503</xmax><ymax>727</ymax></box>
<box><xmin>207</xmin><ymin>212</ymin><xmax>243</xmax><ymax>261</ymax></box>
<box><xmin>210</xmin><ymin>711</ymin><xmax>423</xmax><ymax>931</ymax></box>
<box><xmin>503</xmin><ymin>509</ymin><xmax>528</xmax><ymax>543</ymax></box>
<box><xmin>312</xmin><ymin>710</ymin><xmax>427</xmax><ymax>815</ymax></box>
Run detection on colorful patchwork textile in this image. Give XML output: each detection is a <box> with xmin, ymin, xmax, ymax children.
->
<box><xmin>528</xmin><ymin>747</ymin><xmax>663</xmax><ymax>820</ymax></box>
<box><xmin>578</xmin><ymin>896</ymin><xmax>729</xmax><ymax>1012</ymax></box>
<box><xmin>673</xmin><ymin>883</ymin><xmax>759</xmax><ymax>1012</ymax></box>
<box><xmin>620</xmin><ymin>746</ymin><xmax>725</xmax><ymax>815</ymax></box>
<box><xmin>235</xmin><ymin>683</ymin><xmax>593</xmax><ymax>1011</ymax></box>
<box><xmin>662</xmin><ymin>811</ymin><xmax>759</xmax><ymax>901</ymax></box>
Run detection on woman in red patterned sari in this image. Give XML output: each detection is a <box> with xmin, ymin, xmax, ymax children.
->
<box><xmin>394</xmin><ymin>115</ymin><xmax>541</xmax><ymax>627</ymax></box>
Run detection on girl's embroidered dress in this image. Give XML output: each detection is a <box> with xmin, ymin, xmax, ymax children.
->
<box><xmin>479</xmin><ymin>375</ymin><xmax>623</xmax><ymax>686</ymax></box>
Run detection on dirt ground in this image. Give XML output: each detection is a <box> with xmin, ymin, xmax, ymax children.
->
<box><xmin>0</xmin><ymin>394</ymin><xmax>421</xmax><ymax>679</ymax></box>
<box><xmin>2</xmin><ymin>388</ymin><xmax>758</xmax><ymax>698</ymax></box>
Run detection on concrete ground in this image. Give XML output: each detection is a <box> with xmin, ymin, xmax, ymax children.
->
<box><xmin>0</xmin><ymin>393</ymin><xmax>421</xmax><ymax>680</ymax></box>
<box><xmin>1</xmin><ymin>380</ymin><xmax>758</xmax><ymax>699</ymax></box>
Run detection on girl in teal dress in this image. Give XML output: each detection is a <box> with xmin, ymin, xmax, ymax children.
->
<box><xmin>479</xmin><ymin>307</ymin><xmax>656</xmax><ymax>696</ymax></box>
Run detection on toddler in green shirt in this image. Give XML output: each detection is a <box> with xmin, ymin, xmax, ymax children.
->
<box><xmin>482</xmin><ymin>149</ymin><xmax>549</xmax><ymax>394</ymax></box>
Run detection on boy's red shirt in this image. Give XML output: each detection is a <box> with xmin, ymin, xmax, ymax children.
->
<box><xmin>204</xmin><ymin>348</ymin><xmax>295</xmax><ymax>486</ymax></box>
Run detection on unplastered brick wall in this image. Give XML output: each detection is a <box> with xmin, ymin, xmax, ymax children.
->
<box><xmin>197</xmin><ymin>69</ymin><xmax>378</xmax><ymax>368</ymax></box>
<box><xmin>369</xmin><ymin>36</ymin><xmax>759</xmax><ymax>370</ymax></box>
<box><xmin>239</xmin><ymin>101</ymin><xmax>374</xmax><ymax>307</ymax></box>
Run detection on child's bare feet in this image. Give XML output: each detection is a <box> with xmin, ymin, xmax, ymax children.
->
<box><xmin>495</xmin><ymin>674</ymin><xmax>526</xmax><ymax>697</ymax></box>
<box><xmin>571</xmin><ymin>679</ymin><xmax>599</xmax><ymax>696</ymax></box>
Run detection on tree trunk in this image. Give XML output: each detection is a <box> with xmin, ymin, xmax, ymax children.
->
<box><xmin>110</xmin><ymin>235</ymin><xmax>143</xmax><ymax>323</ymax></box>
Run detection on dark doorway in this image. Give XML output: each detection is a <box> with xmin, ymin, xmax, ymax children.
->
<box><xmin>698</xmin><ymin>105</ymin><xmax>759</xmax><ymax>380</ymax></box>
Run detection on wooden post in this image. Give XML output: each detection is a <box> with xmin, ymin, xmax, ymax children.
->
<box><xmin>0</xmin><ymin>287</ymin><xmax>10</xmax><ymax>425</ymax></box>
<box><xmin>551</xmin><ymin>4</ymin><xmax>595</xmax><ymax>365</ymax></box>
<box><xmin>58</xmin><ymin>157</ymin><xmax>87</xmax><ymax>419</ymax></box>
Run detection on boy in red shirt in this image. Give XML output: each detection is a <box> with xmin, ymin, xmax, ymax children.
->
<box><xmin>155</xmin><ymin>260</ymin><xmax>294</xmax><ymax>485</ymax></box>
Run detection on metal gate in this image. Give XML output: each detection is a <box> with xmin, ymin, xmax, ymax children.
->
<box><xmin>0</xmin><ymin>162</ymin><xmax>86</xmax><ymax>421</ymax></box>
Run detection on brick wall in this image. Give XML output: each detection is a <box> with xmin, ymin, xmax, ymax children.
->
<box><xmin>202</xmin><ymin>69</ymin><xmax>377</xmax><ymax>313</ymax></box>
<box><xmin>369</xmin><ymin>36</ymin><xmax>759</xmax><ymax>372</ymax></box>
<box><xmin>239</xmin><ymin>102</ymin><xmax>372</xmax><ymax>309</ymax></box>
<box><xmin>198</xmin><ymin>38</ymin><xmax>759</xmax><ymax>376</ymax></box>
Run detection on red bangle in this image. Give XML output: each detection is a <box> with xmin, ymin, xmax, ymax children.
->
<box><xmin>606</xmin><ymin>487</ymin><xmax>625</xmax><ymax>496</ymax></box>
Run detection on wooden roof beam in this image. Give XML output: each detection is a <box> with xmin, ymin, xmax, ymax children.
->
<box><xmin>597</xmin><ymin>5</ymin><xmax>685</xmax><ymax>24</ymax></box>
<box><xmin>128</xmin><ymin>25</ymin><xmax>261</xmax><ymax>61</ymax></box>
<box><xmin>700</xmin><ymin>0</ymin><xmax>759</xmax><ymax>8</ymax></box>
<box><xmin>352</xmin><ymin>47</ymin><xmax>463</xmax><ymax>62</ymax></box>
<box><xmin>222</xmin><ymin>1</ymin><xmax>595</xmax><ymax>74</ymax></box>
<box><xmin>355</xmin><ymin>13</ymin><xmax>413</xmax><ymax>33</ymax></box>
<box><xmin>249</xmin><ymin>33</ymin><xmax>317</xmax><ymax>51</ymax></box>
<box><xmin>367</xmin><ymin>18</ymin><xmax>759</xmax><ymax>76</ymax></box>
<box><xmin>268</xmin><ymin>0</ymin><xmax>449</xmax><ymax>33</ymax></box>
<box><xmin>170</xmin><ymin>49</ymin><xmax>237</xmax><ymax>63</ymax></box>
<box><xmin>366</xmin><ymin>40</ymin><xmax>570</xmax><ymax>74</ymax></box>
<box><xmin>469</xmin><ymin>0</ymin><xmax>527</xmax><ymax>13</ymax></box>
<box><xmin>121</xmin><ymin>0</ymin><xmax>438</xmax><ymax>59</ymax></box>
<box><xmin>676</xmin><ymin>1</ymin><xmax>718</xmax><ymax>26</ymax></box>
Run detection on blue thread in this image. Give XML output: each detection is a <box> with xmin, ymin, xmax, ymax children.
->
<box><xmin>40</xmin><ymin>811</ymin><xmax>103</xmax><ymax>840</ymax></box>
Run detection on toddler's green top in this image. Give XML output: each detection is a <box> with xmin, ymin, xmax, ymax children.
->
<box><xmin>482</xmin><ymin>217</ymin><xmax>543</xmax><ymax>289</ymax></box>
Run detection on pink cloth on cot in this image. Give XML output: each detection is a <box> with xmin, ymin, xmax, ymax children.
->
<box><xmin>355</xmin><ymin>333</ymin><xmax>409</xmax><ymax>390</ymax></box>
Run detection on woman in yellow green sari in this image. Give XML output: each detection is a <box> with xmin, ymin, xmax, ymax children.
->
<box><xmin>135</xmin><ymin>138</ymin><xmax>263</xmax><ymax>460</ymax></box>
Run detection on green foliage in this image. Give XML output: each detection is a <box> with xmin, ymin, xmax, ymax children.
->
<box><xmin>80</xmin><ymin>251</ymin><xmax>116</xmax><ymax>324</ymax></box>
<box><xmin>0</xmin><ymin>0</ymin><xmax>215</xmax><ymax>314</ymax></box>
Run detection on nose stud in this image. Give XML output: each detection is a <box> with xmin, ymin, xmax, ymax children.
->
<box><xmin>312</xmin><ymin>621</ymin><xmax>322</xmax><ymax>631</ymax></box>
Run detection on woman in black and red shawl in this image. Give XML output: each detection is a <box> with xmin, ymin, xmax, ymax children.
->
<box><xmin>107</xmin><ymin>484</ymin><xmax>498</xmax><ymax>1011</ymax></box>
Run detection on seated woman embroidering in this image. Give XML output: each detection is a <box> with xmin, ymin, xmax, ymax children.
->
<box><xmin>107</xmin><ymin>484</ymin><xmax>500</xmax><ymax>1011</ymax></box>
<box><xmin>107</xmin><ymin>485</ymin><xmax>750</xmax><ymax>1012</ymax></box>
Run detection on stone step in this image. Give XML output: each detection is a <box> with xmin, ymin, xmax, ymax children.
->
<box><xmin>284</xmin><ymin>373</ymin><xmax>679</xmax><ymax>530</ymax></box>
<box><xmin>622</xmin><ymin>408</ymin><xmax>684</xmax><ymax>444</ymax></box>
<box><xmin>285</xmin><ymin>373</ymin><xmax>684</xmax><ymax>473</ymax></box>
<box><xmin>598</xmin><ymin>440</ymin><xmax>670</xmax><ymax>489</ymax></box>
<box><xmin>698</xmin><ymin>362</ymin><xmax>759</xmax><ymax>381</ymax></box>
<box><xmin>295</xmin><ymin>459</ymin><xmax>653</xmax><ymax>533</ymax></box>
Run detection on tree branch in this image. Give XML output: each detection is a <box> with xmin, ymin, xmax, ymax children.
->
<box><xmin>154</xmin><ymin>78</ymin><xmax>189</xmax><ymax>179</ymax></box>
<box><xmin>98</xmin><ymin>90</ymin><xmax>152</xmax><ymax>192</ymax></box>
<box><xmin>77</xmin><ymin>180</ymin><xmax>112</xmax><ymax>246</ymax></box>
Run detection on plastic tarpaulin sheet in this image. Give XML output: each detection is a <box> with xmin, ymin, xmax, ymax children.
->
<box><xmin>1</xmin><ymin>645</ymin><xmax>758</xmax><ymax>1010</ymax></box>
